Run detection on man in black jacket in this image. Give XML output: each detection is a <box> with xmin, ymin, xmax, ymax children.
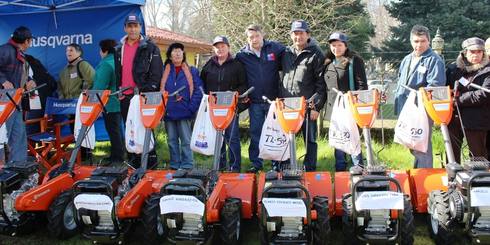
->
<box><xmin>0</xmin><ymin>26</ymin><xmax>37</xmax><ymax>163</ymax></box>
<box><xmin>200</xmin><ymin>36</ymin><xmax>247</xmax><ymax>172</ymax></box>
<box><xmin>280</xmin><ymin>20</ymin><xmax>326</xmax><ymax>171</ymax></box>
<box><xmin>114</xmin><ymin>14</ymin><xmax>163</xmax><ymax>123</ymax></box>
<box><xmin>114</xmin><ymin>14</ymin><xmax>163</xmax><ymax>167</ymax></box>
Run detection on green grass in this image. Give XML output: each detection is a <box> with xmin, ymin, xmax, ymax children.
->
<box><xmin>0</xmin><ymin>126</ymin><xmax>467</xmax><ymax>244</ymax></box>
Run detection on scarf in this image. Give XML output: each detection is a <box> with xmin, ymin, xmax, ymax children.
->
<box><xmin>160</xmin><ymin>63</ymin><xmax>194</xmax><ymax>96</ymax></box>
<box><xmin>8</xmin><ymin>39</ymin><xmax>25</xmax><ymax>64</ymax></box>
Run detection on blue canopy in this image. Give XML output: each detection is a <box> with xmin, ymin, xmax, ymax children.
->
<box><xmin>0</xmin><ymin>0</ymin><xmax>146</xmax><ymax>78</ymax></box>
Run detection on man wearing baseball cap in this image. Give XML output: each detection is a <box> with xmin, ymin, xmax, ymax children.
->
<box><xmin>0</xmin><ymin>26</ymin><xmax>37</xmax><ymax>163</ymax></box>
<box><xmin>200</xmin><ymin>36</ymin><xmax>247</xmax><ymax>172</ymax></box>
<box><xmin>279</xmin><ymin>20</ymin><xmax>326</xmax><ymax>171</ymax></box>
<box><xmin>114</xmin><ymin>14</ymin><xmax>163</xmax><ymax>167</ymax></box>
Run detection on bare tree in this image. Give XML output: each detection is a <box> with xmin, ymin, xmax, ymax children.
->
<box><xmin>145</xmin><ymin>0</ymin><xmax>166</xmax><ymax>28</ymax></box>
<box><xmin>212</xmin><ymin>0</ymin><xmax>373</xmax><ymax>53</ymax></box>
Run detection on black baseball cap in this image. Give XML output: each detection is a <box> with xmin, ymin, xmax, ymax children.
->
<box><xmin>328</xmin><ymin>32</ymin><xmax>348</xmax><ymax>43</ymax></box>
<box><xmin>212</xmin><ymin>35</ymin><xmax>229</xmax><ymax>46</ymax></box>
<box><xmin>290</xmin><ymin>20</ymin><xmax>309</xmax><ymax>33</ymax></box>
<box><xmin>12</xmin><ymin>26</ymin><xmax>33</xmax><ymax>43</ymax></box>
<box><xmin>124</xmin><ymin>14</ymin><xmax>141</xmax><ymax>25</ymax></box>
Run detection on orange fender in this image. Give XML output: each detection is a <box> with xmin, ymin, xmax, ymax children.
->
<box><xmin>256</xmin><ymin>173</ymin><xmax>266</xmax><ymax>217</ymax></box>
<box><xmin>117</xmin><ymin>170</ymin><xmax>174</xmax><ymax>219</ymax></box>
<box><xmin>303</xmin><ymin>172</ymin><xmax>334</xmax><ymax>216</ymax></box>
<box><xmin>16</xmin><ymin>173</ymin><xmax>74</xmax><ymax>211</ymax></box>
<box><xmin>408</xmin><ymin>168</ymin><xmax>447</xmax><ymax>213</ymax></box>
<box><xmin>16</xmin><ymin>166</ymin><xmax>95</xmax><ymax>211</ymax></box>
<box><xmin>216</xmin><ymin>173</ymin><xmax>256</xmax><ymax>220</ymax></box>
<box><xmin>206</xmin><ymin>178</ymin><xmax>227</xmax><ymax>223</ymax></box>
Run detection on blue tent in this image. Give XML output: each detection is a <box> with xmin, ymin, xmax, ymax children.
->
<box><xmin>0</xmin><ymin>0</ymin><xmax>146</xmax><ymax>77</ymax></box>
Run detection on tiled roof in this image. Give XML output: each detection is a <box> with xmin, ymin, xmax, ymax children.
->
<box><xmin>146</xmin><ymin>26</ymin><xmax>211</xmax><ymax>49</ymax></box>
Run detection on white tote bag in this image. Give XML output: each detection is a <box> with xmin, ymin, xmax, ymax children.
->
<box><xmin>0</xmin><ymin>124</ymin><xmax>7</xmax><ymax>144</ymax></box>
<box><xmin>125</xmin><ymin>95</ymin><xmax>154</xmax><ymax>154</ymax></box>
<box><xmin>328</xmin><ymin>93</ymin><xmax>361</xmax><ymax>155</ymax></box>
<box><xmin>258</xmin><ymin>103</ymin><xmax>290</xmax><ymax>161</ymax></box>
<box><xmin>190</xmin><ymin>95</ymin><xmax>218</xmax><ymax>155</ymax></box>
<box><xmin>394</xmin><ymin>91</ymin><xmax>429</xmax><ymax>152</ymax></box>
<box><xmin>74</xmin><ymin>94</ymin><xmax>96</xmax><ymax>149</ymax></box>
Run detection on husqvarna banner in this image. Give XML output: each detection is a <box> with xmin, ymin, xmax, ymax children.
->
<box><xmin>0</xmin><ymin>3</ymin><xmax>144</xmax><ymax>78</ymax></box>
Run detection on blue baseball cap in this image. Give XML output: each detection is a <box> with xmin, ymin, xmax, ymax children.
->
<box><xmin>290</xmin><ymin>20</ymin><xmax>309</xmax><ymax>33</ymax></box>
<box><xmin>212</xmin><ymin>35</ymin><xmax>230</xmax><ymax>46</ymax></box>
<box><xmin>124</xmin><ymin>14</ymin><xmax>141</xmax><ymax>25</ymax></box>
<box><xmin>328</xmin><ymin>32</ymin><xmax>348</xmax><ymax>43</ymax></box>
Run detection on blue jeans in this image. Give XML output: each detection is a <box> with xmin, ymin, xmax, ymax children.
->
<box><xmin>165</xmin><ymin>119</ymin><xmax>193</xmax><ymax>169</ymax></box>
<box><xmin>411</xmin><ymin>119</ymin><xmax>433</xmax><ymax>168</ymax></box>
<box><xmin>6</xmin><ymin>109</ymin><xmax>27</xmax><ymax>163</ymax></box>
<box><xmin>220</xmin><ymin>116</ymin><xmax>241</xmax><ymax>171</ymax></box>
<box><xmin>248</xmin><ymin>103</ymin><xmax>270</xmax><ymax>169</ymax></box>
<box><xmin>334</xmin><ymin>149</ymin><xmax>363</xmax><ymax>171</ymax></box>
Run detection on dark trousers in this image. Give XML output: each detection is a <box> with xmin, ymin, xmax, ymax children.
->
<box><xmin>120</xmin><ymin>95</ymin><xmax>133</xmax><ymax>124</ymax></box>
<box><xmin>448</xmin><ymin>119</ymin><xmax>488</xmax><ymax>163</ymax></box>
<box><xmin>120</xmin><ymin>94</ymin><xmax>157</xmax><ymax>169</ymax></box>
<box><xmin>103</xmin><ymin>112</ymin><xmax>125</xmax><ymax>162</ymax></box>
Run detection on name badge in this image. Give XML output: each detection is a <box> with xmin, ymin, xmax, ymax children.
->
<box><xmin>70</xmin><ymin>73</ymin><xmax>78</xmax><ymax>79</ymax></box>
<box><xmin>417</xmin><ymin>65</ymin><xmax>427</xmax><ymax>74</ymax></box>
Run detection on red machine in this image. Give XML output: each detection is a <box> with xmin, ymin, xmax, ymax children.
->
<box><xmin>332</xmin><ymin>89</ymin><xmax>414</xmax><ymax>244</ymax></box>
<box><xmin>256</xmin><ymin>94</ymin><xmax>332</xmax><ymax>245</ymax></box>
<box><xmin>139</xmin><ymin>88</ymin><xmax>256</xmax><ymax>245</ymax></box>
<box><xmin>11</xmin><ymin>89</ymin><xmax>120</xmax><ymax>238</ymax></box>
<box><xmin>410</xmin><ymin>86</ymin><xmax>490</xmax><ymax>244</ymax></box>
<box><xmin>71</xmin><ymin>88</ymin><xmax>184</xmax><ymax>244</ymax></box>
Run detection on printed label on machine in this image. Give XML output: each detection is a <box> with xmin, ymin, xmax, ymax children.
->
<box><xmin>355</xmin><ymin>191</ymin><xmax>404</xmax><ymax>211</ymax></box>
<box><xmin>262</xmin><ymin>198</ymin><xmax>307</xmax><ymax>217</ymax></box>
<box><xmin>160</xmin><ymin>195</ymin><xmax>205</xmax><ymax>216</ymax></box>
<box><xmin>212</xmin><ymin>108</ymin><xmax>229</xmax><ymax>116</ymax></box>
<box><xmin>433</xmin><ymin>103</ymin><xmax>450</xmax><ymax>111</ymax></box>
<box><xmin>283</xmin><ymin>111</ymin><xmax>299</xmax><ymax>120</ymax></box>
<box><xmin>142</xmin><ymin>108</ymin><xmax>156</xmax><ymax>116</ymax></box>
<box><xmin>80</xmin><ymin>105</ymin><xmax>93</xmax><ymax>113</ymax></box>
<box><xmin>74</xmin><ymin>194</ymin><xmax>114</xmax><ymax>212</ymax></box>
<box><xmin>470</xmin><ymin>187</ymin><xmax>490</xmax><ymax>207</ymax></box>
<box><xmin>356</xmin><ymin>106</ymin><xmax>373</xmax><ymax>114</ymax></box>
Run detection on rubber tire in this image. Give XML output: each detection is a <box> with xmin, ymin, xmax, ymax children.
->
<box><xmin>46</xmin><ymin>189</ymin><xmax>77</xmax><ymax>239</ymax></box>
<box><xmin>141</xmin><ymin>193</ymin><xmax>167</xmax><ymax>245</ymax></box>
<box><xmin>400</xmin><ymin>195</ymin><xmax>415</xmax><ymax>245</ymax></box>
<box><xmin>8</xmin><ymin>212</ymin><xmax>37</xmax><ymax>236</ymax></box>
<box><xmin>342</xmin><ymin>194</ymin><xmax>361</xmax><ymax>245</ymax></box>
<box><xmin>427</xmin><ymin>190</ymin><xmax>454</xmax><ymax>245</ymax></box>
<box><xmin>312</xmin><ymin>196</ymin><xmax>330</xmax><ymax>245</ymax></box>
<box><xmin>259</xmin><ymin>222</ymin><xmax>269</xmax><ymax>245</ymax></box>
<box><xmin>220</xmin><ymin>198</ymin><xmax>242</xmax><ymax>245</ymax></box>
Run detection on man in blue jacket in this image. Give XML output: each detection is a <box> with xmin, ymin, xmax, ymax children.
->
<box><xmin>236</xmin><ymin>24</ymin><xmax>285</xmax><ymax>173</ymax></box>
<box><xmin>394</xmin><ymin>25</ymin><xmax>446</xmax><ymax>168</ymax></box>
<box><xmin>0</xmin><ymin>26</ymin><xmax>37</xmax><ymax>163</ymax></box>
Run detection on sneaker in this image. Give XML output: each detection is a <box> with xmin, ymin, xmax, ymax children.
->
<box><xmin>247</xmin><ymin>166</ymin><xmax>262</xmax><ymax>173</ymax></box>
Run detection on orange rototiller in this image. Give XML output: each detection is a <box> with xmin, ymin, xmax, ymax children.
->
<box><xmin>332</xmin><ymin>88</ymin><xmax>414</xmax><ymax>244</ymax></box>
<box><xmin>139</xmin><ymin>87</ymin><xmax>256</xmax><ymax>245</ymax></box>
<box><xmin>256</xmin><ymin>93</ymin><xmax>333</xmax><ymax>245</ymax></box>
<box><xmin>71</xmin><ymin>87</ymin><xmax>184</xmax><ymax>244</ymax></box>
